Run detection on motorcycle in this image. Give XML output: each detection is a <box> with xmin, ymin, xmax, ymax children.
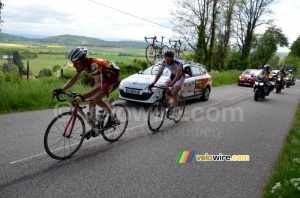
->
<box><xmin>253</xmin><ymin>76</ymin><xmax>273</xmax><ymax>101</ymax></box>
<box><xmin>284</xmin><ymin>76</ymin><xmax>291</xmax><ymax>88</ymax></box>
<box><xmin>274</xmin><ymin>75</ymin><xmax>284</xmax><ymax>93</ymax></box>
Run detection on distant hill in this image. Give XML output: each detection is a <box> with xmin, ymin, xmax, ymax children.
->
<box><xmin>0</xmin><ymin>33</ymin><xmax>148</xmax><ymax>49</ymax></box>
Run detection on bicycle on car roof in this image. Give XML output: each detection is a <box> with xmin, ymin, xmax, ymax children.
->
<box><xmin>145</xmin><ymin>36</ymin><xmax>169</xmax><ymax>64</ymax></box>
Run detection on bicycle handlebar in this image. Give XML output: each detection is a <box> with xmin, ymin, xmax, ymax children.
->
<box><xmin>169</xmin><ymin>39</ymin><xmax>182</xmax><ymax>45</ymax></box>
<box><xmin>53</xmin><ymin>92</ymin><xmax>92</xmax><ymax>103</ymax></box>
<box><xmin>145</xmin><ymin>36</ymin><xmax>166</xmax><ymax>44</ymax></box>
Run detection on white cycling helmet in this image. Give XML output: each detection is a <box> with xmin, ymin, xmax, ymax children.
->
<box><xmin>69</xmin><ymin>47</ymin><xmax>88</xmax><ymax>62</ymax></box>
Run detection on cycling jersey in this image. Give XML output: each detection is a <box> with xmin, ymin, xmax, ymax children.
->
<box><xmin>160</xmin><ymin>59</ymin><xmax>185</xmax><ymax>78</ymax></box>
<box><xmin>160</xmin><ymin>58</ymin><xmax>185</xmax><ymax>88</ymax></box>
<box><xmin>79</xmin><ymin>58</ymin><xmax>120</xmax><ymax>78</ymax></box>
<box><xmin>78</xmin><ymin>58</ymin><xmax>121</xmax><ymax>95</ymax></box>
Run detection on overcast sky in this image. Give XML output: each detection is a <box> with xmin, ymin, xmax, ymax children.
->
<box><xmin>1</xmin><ymin>0</ymin><xmax>299</xmax><ymax>51</ymax></box>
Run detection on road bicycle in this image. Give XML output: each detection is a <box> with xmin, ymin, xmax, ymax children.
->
<box><xmin>145</xmin><ymin>36</ymin><xmax>169</xmax><ymax>64</ymax></box>
<box><xmin>44</xmin><ymin>92</ymin><xmax>128</xmax><ymax>160</ymax></box>
<box><xmin>169</xmin><ymin>39</ymin><xmax>184</xmax><ymax>59</ymax></box>
<box><xmin>147</xmin><ymin>85</ymin><xmax>185</xmax><ymax>132</ymax></box>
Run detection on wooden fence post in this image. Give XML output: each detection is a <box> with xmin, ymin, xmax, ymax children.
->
<box><xmin>27</xmin><ymin>60</ymin><xmax>29</xmax><ymax>80</ymax></box>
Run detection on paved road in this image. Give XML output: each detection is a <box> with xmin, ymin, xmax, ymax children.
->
<box><xmin>0</xmin><ymin>83</ymin><xmax>299</xmax><ymax>197</ymax></box>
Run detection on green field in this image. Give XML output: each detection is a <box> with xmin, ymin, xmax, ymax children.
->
<box><xmin>0</xmin><ymin>43</ymin><xmax>146</xmax><ymax>75</ymax></box>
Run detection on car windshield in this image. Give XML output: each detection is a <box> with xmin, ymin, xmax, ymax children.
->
<box><xmin>244</xmin><ymin>69</ymin><xmax>258</xmax><ymax>75</ymax></box>
<box><xmin>142</xmin><ymin>65</ymin><xmax>170</xmax><ymax>76</ymax></box>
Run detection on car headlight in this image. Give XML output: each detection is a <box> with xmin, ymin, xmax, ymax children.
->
<box><xmin>255</xmin><ymin>82</ymin><xmax>258</xmax><ymax>85</ymax></box>
<box><xmin>119</xmin><ymin>81</ymin><xmax>125</xmax><ymax>87</ymax></box>
<box><xmin>239</xmin><ymin>76</ymin><xmax>242</xmax><ymax>79</ymax></box>
<box><xmin>278</xmin><ymin>78</ymin><xmax>281</xmax><ymax>81</ymax></box>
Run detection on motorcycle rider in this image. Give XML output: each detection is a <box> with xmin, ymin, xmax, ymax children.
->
<box><xmin>276</xmin><ymin>67</ymin><xmax>286</xmax><ymax>89</ymax></box>
<box><xmin>256</xmin><ymin>64</ymin><xmax>273</xmax><ymax>95</ymax></box>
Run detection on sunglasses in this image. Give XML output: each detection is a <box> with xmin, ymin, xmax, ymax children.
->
<box><xmin>72</xmin><ymin>60</ymin><xmax>82</xmax><ymax>65</ymax></box>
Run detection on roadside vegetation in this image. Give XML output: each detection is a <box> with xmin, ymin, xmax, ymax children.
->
<box><xmin>263</xmin><ymin>104</ymin><xmax>300</xmax><ymax>197</ymax></box>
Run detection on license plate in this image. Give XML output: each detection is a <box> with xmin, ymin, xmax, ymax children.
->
<box><xmin>244</xmin><ymin>83</ymin><xmax>250</xmax><ymax>85</ymax></box>
<box><xmin>125</xmin><ymin>88</ymin><xmax>140</xmax><ymax>94</ymax></box>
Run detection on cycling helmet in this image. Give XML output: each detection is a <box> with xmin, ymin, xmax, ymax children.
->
<box><xmin>69</xmin><ymin>47</ymin><xmax>88</xmax><ymax>62</ymax></box>
<box><xmin>164</xmin><ymin>50</ymin><xmax>174</xmax><ymax>58</ymax></box>
<box><xmin>280</xmin><ymin>67</ymin><xmax>284</xmax><ymax>72</ymax></box>
<box><xmin>263</xmin><ymin>64</ymin><xmax>270</xmax><ymax>71</ymax></box>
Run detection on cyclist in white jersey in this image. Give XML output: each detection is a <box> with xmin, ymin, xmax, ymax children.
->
<box><xmin>149</xmin><ymin>50</ymin><xmax>185</xmax><ymax>119</ymax></box>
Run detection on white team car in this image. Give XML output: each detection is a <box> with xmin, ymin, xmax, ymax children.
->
<box><xmin>119</xmin><ymin>61</ymin><xmax>212</xmax><ymax>104</ymax></box>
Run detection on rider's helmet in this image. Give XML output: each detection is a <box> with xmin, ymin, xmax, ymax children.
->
<box><xmin>280</xmin><ymin>67</ymin><xmax>284</xmax><ymax>72</ymax></box>
<box><xmin>69</xmin><ymin>47</ymin><xmax>88</xmax><ymax>62</ymax></box>
<box><xmin>263</xmin><ymin>64</ymin><xmax>270</xmax><ymax>71</ymax></box>
<box><xmin>164</xmin><ymin>50</ymin><xmax>175</xmax><ymax>58</ymax></box>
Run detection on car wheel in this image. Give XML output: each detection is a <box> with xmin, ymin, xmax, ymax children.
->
<box><xmin>201</xmin><ymin>87</ymin><xmax>210</xmax><ymax>101</ymax></box>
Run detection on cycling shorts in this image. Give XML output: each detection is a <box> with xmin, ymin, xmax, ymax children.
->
<box><xmin>164</xmin><ymin>76</ymin><xmax>185</xmax><ymax>88</ymax></box>
<box><xmin>96</xmin><ymin>73</ymin><xmax>121</xmax><ymax>95</ymax></box>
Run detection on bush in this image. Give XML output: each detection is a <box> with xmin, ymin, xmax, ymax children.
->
<box><xmin>53</xmin><ymin>65</ymin><xmax>61</xmax><ymax>72</ymax></box>
<box><xmin>116</xmin><ymin>59</ymin><xmax>149</xmax><ymax>74</ymax></box>
<box><xmin>39</xmin><ymin>68</ymin><xmax>52</xmax><ymax>77</ymax></box>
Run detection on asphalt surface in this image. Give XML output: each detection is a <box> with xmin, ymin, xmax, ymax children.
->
<box><xmin>0</xmin><ymin>83</ymin><xmax>299</xmax><ymax>198</ymax></box>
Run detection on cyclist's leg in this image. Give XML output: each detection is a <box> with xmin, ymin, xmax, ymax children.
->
<box><xmin>164</xmin><ymin>78</ymin><xmax>172</xmax><ymax>100</ymax></box>
<box><xmin>171</xmin><ymin>77</ymin><xmax>185</xmax><ymax>108</ymax></box>
<box><xmin>100</xmin><ymin>74</ymin><xmax>121</xmax><ymax>128</ymax></box>
<box><xmin>91</xmin><ymin>74</ymin><xmax>120</xmax><ymax>113</ymax></box>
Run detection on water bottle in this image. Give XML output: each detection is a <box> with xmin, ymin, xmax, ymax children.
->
<box><xmin>96</xmin><ymin>109</ymin><xmax>104</xmax><ymax>123</ymax></box>
<box><xmin>87</xmin><ymin>112</ymin><xmax>96</xmax><ymax>123</ymax></box>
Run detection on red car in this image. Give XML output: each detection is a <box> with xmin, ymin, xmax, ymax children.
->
<box><xmin>238</xmin><ymin>69</ymin><xmax>260</xmax><ymax>86</ymax></box>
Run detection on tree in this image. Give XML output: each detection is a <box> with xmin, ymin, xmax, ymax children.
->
<box><xmin>289</xmin><ymin>35</ymin><xmax>300</xmax><ymax>58</ymax></box>
<box><xmin>251</xmin><ymin>26</ymin><xmax>288</xmax><ymax>67</ymax></box>
<box><xmin>232</xmin><ymin>0</ymin><xmax>276</xmax><ymax>68</ymax></box>
<box><xmin>0</xmin><ymin>1</ymin><xmax>4</xmax><ymax>31</ymax></box>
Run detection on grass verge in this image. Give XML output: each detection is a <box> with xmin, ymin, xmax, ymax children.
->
<box><xmin>0</xmin><ymin>69</ymin><xmax>239</xmax><ymax>114</ymax></box>
<box><xmin>210</xmin><ymin>70</ymin><xmax>240</xmax><ymax>87</ymax></box>
<box><xmin>262</xmin><ymin>104</ymin><xmax>300</xmax><ymax>197</ymax></box>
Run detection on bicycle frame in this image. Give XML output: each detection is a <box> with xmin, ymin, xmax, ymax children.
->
<box><xmin>169</xmin><ymin>39</ymin><xmax>182</xmax><ymax>58</ymax></box>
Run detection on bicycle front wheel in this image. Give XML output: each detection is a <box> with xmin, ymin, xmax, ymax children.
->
<box><xmin>146</xmin><ymin>45</ymin><xmax>156</xmax><ymax>64</ymax></box>
<box><xmin>44</xmin><ymin>112</ymin><xmax>85</xmax><ymax>160</ymax></box>
<box><xmin>147</xmin><ymin>100</ymin><xmax>166</xmax><ymax>132</ymax></box>
<box><xmin>102</xmin><ymin>104</ymin><xmax>128</xmax><ymax>143</ymax></box>
<box><xmin>173</xmin><ymin>95</ymin><xmax>185</xmax><ymax>123</ymax></box>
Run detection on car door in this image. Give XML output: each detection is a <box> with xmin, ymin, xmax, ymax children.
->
<box><xmin>181</xmin><ymin>65</ymin><xmax>195</xmax><ymax>98</ymax></box>
<box><xmin>191</xmin><ymin>66</ymin><xmax>205</xmax><ymax>96</ymax></box>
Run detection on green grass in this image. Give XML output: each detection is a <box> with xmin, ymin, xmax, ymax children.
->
<box><xmin>210</xmin><ymin>70</ymin><xmax>241</xmax><ymax>87</ymax></box>
<box><xmin>0</xmin><ymin>77</ymin><xmax>92</xmax><ymax>113</ymax></box>
<box><xmin>262</xmin><ymin>104</ymin><xmax>300</xmax><ymax>197</ymax></box>
<box><xmin>0</xmin><ymin>44</ymin><xmax>145</xmax><ymax>75</ymax></box>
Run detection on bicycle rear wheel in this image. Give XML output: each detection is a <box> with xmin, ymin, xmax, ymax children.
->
<box><xmin>147</xmin><ymin>100</ymin><xmax>166</xmax><ymax>132</ymax></box>
<box><xmin>146</xmin><ymin>45</ymin><xmax>156</xmax><ymax>64</ymax></box>
<box><xmin>102</xmin><ymin>104</ymin><xmax>128</xmax><ymax>142</ymax></box>
<box><xmin>173</xmin><ymin>95</ymin><xmax>185</xmax><ymax>123</ymax></box>
<box><xmin>44</xmin><ymin>112</ymin><xmax>85</xmax><ymax>160</ymax></box>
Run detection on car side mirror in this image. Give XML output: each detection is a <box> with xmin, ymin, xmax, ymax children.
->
<box><xmin>137</xmin><ymin>70</ymin><xmax>143</xmax><ymax>74</ymax></box>
<box><xmin>240</xmin><ymin>72</ymin><xmax>242</xmax><ymax>75</ymax></box>
<box><xmin>185</xmin><ymin>74</ymin><xmax>190</xmax><ymax>78</ymax></box>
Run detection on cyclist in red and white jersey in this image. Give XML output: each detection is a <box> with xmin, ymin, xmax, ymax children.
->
<box><xmin>53</xmin><ymin>47</ymin><xmax>121</xmax><ymax>139</ymax></box>
<box><xmin>149</xmin><ymin>50</ymin><xmax>185</xmax><ymax>119</ymax></box>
